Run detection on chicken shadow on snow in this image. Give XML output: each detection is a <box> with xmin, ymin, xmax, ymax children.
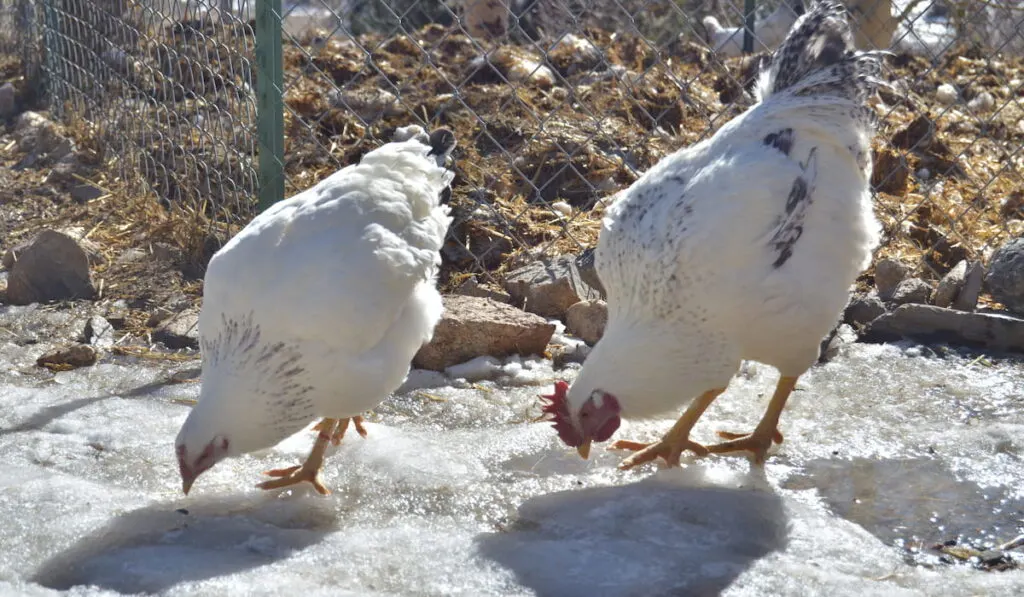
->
<box><xmin>0</xmin><ymin>368</ymin><xmax>201</xmax><ymax>437</ymax></box>
<box><xmin>476</xmin><ymin>464</ymin><xmax>788</xmax><ymax>597</ymax></box>
<box><xmin>31</xmin><ymin>489</ymin><xmax>337</xmax><ymax>594</ymax></box>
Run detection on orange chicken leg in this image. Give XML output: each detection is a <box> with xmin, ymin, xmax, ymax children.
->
<box><xmin>257</xmin><ymin>416</ymin><xmax>367</xmax><ymax>495</ymax></box>
<box><xmin>706</xmin><ymin>375</ymin><xmax>796</xmax><ymax>464</ymax></box>
<box><xmin>611</xmin><ymin>388</ymin><xmax>726</xmax><ymax>470</ymax></box>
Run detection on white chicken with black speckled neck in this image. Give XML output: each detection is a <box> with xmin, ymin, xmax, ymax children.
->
<box><xmin>541</xmin><ymin>1</ymin><xmax>889</xmax><ymax>468</ymax></box>
<box><xmin>175</xmin><ymin>125</ymin><xmax>456</xmax><ymax>495</ymax></box>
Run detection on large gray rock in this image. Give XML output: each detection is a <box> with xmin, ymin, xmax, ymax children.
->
<box><xmin>503</xmin><ymin>255</ymin><xmax>598</xmax><ymax>319</ymax></box>
<box><xmin>414</xmin><ymin>295</ymin><xmax>556</xmax><ymax>371</ymax></box>
<box><xmin>566</xmin><ymin>299</ymin><xmax>608</xmax><ymax>345</ymax></box>
<box><xmin>985</xmin><ymin>238</ymin><xmax>1024</xmax><ymax>313</ymax></box>
<box><xmin>454</xmin><ymin>276</ymin><xmax>511</xmax><ymax>303</ymax></box>
<box><xmin>875</xmin><ymin>258</ymin><xmax>909</xmax><ymax>300</ymax></box>
<box><xmin>862</xmin><ymin>304</ymin><xmax>1024</xmax><ymax>353</ymax></box>
<box><xmin>4</xmin><ymin>230</ymin><xmax>96</xmax><ymax>305</ymax></box>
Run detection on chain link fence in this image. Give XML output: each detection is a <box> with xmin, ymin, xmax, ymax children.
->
<box><xmin>1</xmin><ymin>0</ymin><xmax>1022</xmax><ymax>296</ymax></box>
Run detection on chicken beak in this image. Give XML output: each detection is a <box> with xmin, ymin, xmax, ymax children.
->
<box><xmin>576</xmin><ymin>439</ymin><xmax>592</xmax><ymax>460</ymax></box>
<box><xmin>181</xmin><ymin>474</ymin><xmax>196</xmax><ymax>496</ymax></box>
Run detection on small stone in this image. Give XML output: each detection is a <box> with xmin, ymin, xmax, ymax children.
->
<box><xmin>105</xmin><ymin>300</ymin><xmax>130</xmax><ymax>329</ymax></box>
<box><xmin>844</xmin><ymin>291</ymin><xmax>887</xmax><ymax>328</ymax></box>
<box><xmin>84</xmin><ymin>316</ymin><xmax>115</xmax><ymax>348</ymax></box>
<box><xmin>550</xmin><ymin>201</ymin><xmax>572</xmax><ymax>217</ymax></box>
<box><xmin>819</xmin><ymin>323</ymin><xmax>857</xmax><ymax>363</ymax></box>
<box><xmin>889</xmin><ymin>278</ymin><xmax>932</xmax><ymax>306</ymax></box>
<box><xmin>503</xmin><ymin>255</ymin><xmax>597</xmax><ymax>319</ymax></box>
<box><xmin>0</xmin><ymin>82</ymin><xmax>15</xmax><ymax>119</ymax></box>
<box><xmin>874</xmin><ymin>258</ymin><xmax>909</xmax><ymax>300</ymax></box>
<box><xmin>935</xmin><ymin>83</ymin><xmax>957</xmax><ymax>105</ymax></box>
<box><xmin>153</xmin><ymin>307</ymin><xmax>200</xmax><ymax>350</ymax></box>
<box><xmin>3</xmin><ymin>230</ymin><xmax>96</xmax><ymax>305</ymax></box>
<box><xmin>454</xmin><ymin>276</ymin><xmax>511</xmax><ymax>303</ymax></box>
<box><xmin>70</xmin><ymin>184</ymin><xmax>105</xmax><ymax>203</ymax></box>
<box><xmin>953</xmin><ymin>260</ymin><xmax>984</xmax><ymax>312</ymax></box>
<box><xmin>413</xmin><ymin>295</ymin><xmax>555</xmax><ymax>371</ymax></box>
<box><xmin>968</xmin><ymin>91</ymin><xmax>995</xmax><ymax>113</ymax></box>
<box><xmin>986</xmin><ymin>238</ymin><xmax>1024</xmax><ymax>314</ymax></box>
<box><xmin>933</xmin><ymin>260</ymin><xmax>968</xmax><ymax>308</ymax></box>
<box><xmin>37</xmin><ymin>343</ymin><xmax>98</xmax><ymax>371</ymax></box>
<box><xmin>565</xmin><ymin>299</ymin><xmax>608</xmax><ymax>345</ymax></box>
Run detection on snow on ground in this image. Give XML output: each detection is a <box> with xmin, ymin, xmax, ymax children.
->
<box><xmin>0</xmin><ymin>331</ymin><xmax>1023</xmax><ymax>595</ymax></box>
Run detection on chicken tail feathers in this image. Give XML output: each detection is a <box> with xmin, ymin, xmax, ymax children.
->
<box><xmin>756</xmin><ymin>0</ymin><xmax>890</xmax><ymax>107</ymax></box>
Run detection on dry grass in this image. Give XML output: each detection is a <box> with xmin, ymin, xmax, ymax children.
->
<box><xmin>7</xmin><ymin>21</ymin><xmax>1023</xmax><ymax>321</ymax></box>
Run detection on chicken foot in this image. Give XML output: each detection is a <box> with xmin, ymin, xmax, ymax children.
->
<box><xmin>612</xmin><ymin>388</ymin><xmax>725</xmax><ymax>470</ymax></box>
<box><xmin>257</xmin><ymin>415</ymin><xmax>367</xmax><ymax>495</ymax></box>
<box><xmin>706</xmin><ymin>375</ymin><xmax>796</xmax><ymax>465</ymax></box>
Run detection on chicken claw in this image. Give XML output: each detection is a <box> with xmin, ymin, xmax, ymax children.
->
<box><xmin>705</xmin><ymin>428</ymin><xmax>780</xmax><ymax>465</ymax></box>
<box><xmin>317</xmin><ymin>415</ymin><xmax>367</xmax><ymax>445</ymax></box>
<box><xmin>612</xmin><ymin>437</ymin><xmax>709</xmax><ymax>470</ymax></box>
<box><xmin>258</xmin><ymin>463</ymin><xmax>330</xmax><ymax>495</ymax></box>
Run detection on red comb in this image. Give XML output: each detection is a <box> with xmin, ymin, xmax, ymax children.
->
<box><xmin>537</xmin><ymin>380</ymin><xmax>583</xmax><ymax>447</ymax></box>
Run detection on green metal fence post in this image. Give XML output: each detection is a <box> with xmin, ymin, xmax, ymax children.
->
<box><xmin>742</xmin><ymin>0</ymin><xmax>756</xmax><ymax>54</ymax></box>
<box><xmin>255</xmin><ymin>0</ymin><xmax>285</xmax><ymax>213</ymax></box>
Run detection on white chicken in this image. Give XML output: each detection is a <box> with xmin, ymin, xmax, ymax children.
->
<box><xmin>542</xmin><ymin>1</ymin><xmax>887</xmax><ymax>468</ymax></box>
<box><xmin>175</xmin><ymin>125</ymin><xmax>456</xmax><ymax>495</ymax></box>
<box><xmin>703</xmin><ymin>0</ymin><xmax>805</xmax><ymax>57</ymax></box>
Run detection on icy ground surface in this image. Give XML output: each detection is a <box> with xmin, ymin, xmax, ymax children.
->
<box><xmin>1</xmin><ymin>325</ymin><xmax>1023</xmax><ymax>595</ymax></box>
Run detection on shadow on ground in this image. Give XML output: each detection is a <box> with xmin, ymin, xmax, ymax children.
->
<box><xmin>476</xmin><ymin>465</ymin><xmax>788</xmax><ymax>597</ymax></box>
<box><xmin>31</xmin><ymin>491</ymin><xmax>338</xmax><ymax>593</ymax></box>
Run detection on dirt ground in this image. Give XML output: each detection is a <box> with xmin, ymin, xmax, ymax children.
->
<box><xmin>2</xmin><ymin>22</ymin><xmax>1023</xmax><ymax>344</ymax></box>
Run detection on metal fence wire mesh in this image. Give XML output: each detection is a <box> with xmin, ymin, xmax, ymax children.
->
<box><xmin>2</xmin><ymin>0</ymin><xmax>1024</xmax><ymax>295</ymax></box>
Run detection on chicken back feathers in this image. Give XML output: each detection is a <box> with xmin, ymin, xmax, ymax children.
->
<box><xmin>562</xmin><ymin>0</ymin><xmax>887</xmax><ymax>422</ymax></box>
<box><xmin>176</xmin><ymin>125</ymin><xmax>455</xmax><ymax>469</ymax></box>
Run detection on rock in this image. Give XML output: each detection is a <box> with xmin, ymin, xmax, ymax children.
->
<box><xmin>84</xmin><ymin>316</ymin><xmax>115</xmax><ymax>348</ymax></box>
<box><xmin>819</xmin><ymin>323</ymin><xmax>857</xmax><ymax>363</ymax></box>
<box><xmin>152</xmin><ymin>308</ymin><xmax>200</xmax><ymax>349</ymax></box>
<box><xmin>37</xmin><ymin>343</ymin><xmax>98</xmax><ymax>371</ymax></box>
<box><xmin>874</xmin><ymin>258</ymin><xmax>909</xmax><ymax>300</ymax></box>
<box><xmin>935</xmin><ymin>83</ymin><xmax>957</xmax><ymax>105</ymax></box>
<box><xmin>862</xmin><ymin>304</ymin><xmax>1024</xmax><ymax>353</ymax></box>
<box><xmin>504</xmin><ymin>255</ymin><xmax>597</xmax><ymax>319</ymax></box>
<box><xmin>985</xmin><ymin>238</ymin><xmax>1024</xmax><ymax>314</ymax></box>
<box><xmin>968</xmin><ymin>91</ymin><xmax>995</xmax><ymax>113</ymax></box>
<box><xmin>454</xmin><ymin>276</ymin><xmax>511</xmax><ymax>303</ymax></box>
<box><xmin>889</xmin><ymin>278</ymin><xmax>932</xmax><ymax>306</ymax></box>
<box><xmin>3</xmin><ymin>230</ymin><xmax>96</xmax><ymax>305</ymax></box>
<box><xmin>575</xmin><ymin>248</ymin><xmax>606</xmax><ymax>299</ymax></box>
<box><xmin>14</xmin><ymin>111</ymin><xmax>74</xmax><ymax>162</ymax></box>
<box><xmin>953</xmin><ymin>260</ymin><xmax>984</xmax><ymax>312</ymax></box>
<box><xmin>565</xmin><ymin>299</ymin><xmax>608</xmax><ymax>345</ymax></box>
<box><xmin>844</xmin><ymin>292</ymin><xmax>887</xmax><ymax>328</ymax></box>
<box><xmin>413</xmin><ymin>295</ymin><xmax>555</xmax><ymax>371</ymax></box>
<box><xmin>933</xmin><ymin>260</ymin><xmax>968</xmax><ymax>308</ymax></box>
<box><xmin>105</xmin><ymin>300</ymin><xmax>130</xmax><ymax>329</ymax></box>
<box><xmin>70</xmin><ymin>183</ymin><xmax>105</xmax><ymax>203</ymax></box>
<box><xmin>0</xmin><ymin>82</ymin><xmax>15</xmax><ymax>119</ymax></box>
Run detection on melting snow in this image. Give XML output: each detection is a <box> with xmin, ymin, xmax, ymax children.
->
<box><xmin>1</xmin><ymin>342</ymin><xmax>1023</xmax><ymax>596</ymax></box>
